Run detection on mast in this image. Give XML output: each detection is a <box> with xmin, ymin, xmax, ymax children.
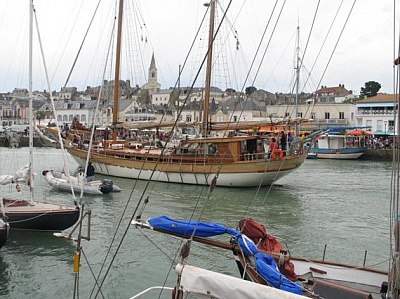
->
<box><xmin>294</xmin><ymin>25</ymin><xmax>300</xmax><ymax>136</ymax></box>
<box><xmin>112</xmin><ymin>0</ymin><xmax>124</xmax><ymax>140</ymax></box>
<box><xmin>202</xmin><ymin>0</ymin><xmax>216</xmax><ymax>137</ymax></box>
<box><xmin>28</xmin><ymin>0</ymin><xmax>34</xmax><ymax>203</ymax></box>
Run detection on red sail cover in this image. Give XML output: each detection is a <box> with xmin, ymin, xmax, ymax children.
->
<box><xmin>239</xmin><ymin>217</ymin><xmax>298</xmax><ymax>281</ymax></box>
<box><xmin>239</xmin><ymin>217</ymin><xmax>282</xmax><ymax>253</ymax></box>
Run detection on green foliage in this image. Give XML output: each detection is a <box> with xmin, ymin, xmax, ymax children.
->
<box><xmin>360</xmin><ymin>81</ymin><xmax>381</xmax><ymax>98</ymax></box>
<box><xmin>245</xmin><ymin>86</ymin><xmax>257</xmax><ymax>95</ymax></box>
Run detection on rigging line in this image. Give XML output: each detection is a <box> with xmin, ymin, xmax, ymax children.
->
<box><xmin>63</xmin><ymin>0</ymin><xmax>103</xmax><ymax>88</ymax></box>
<box><xmin>301</xmin><ymin>0</ymin><xmax>344</xmax><ymax>93</ymax></box>
<box><xmin>79</xmin><ymin>248</ymin><xmax>106</xmax><ymax>299</ymax></box>
<box><xmin>290</xmin><ymin>0</ymin><xmax>321</xmax><ymax>96</ymax></box>
<box><xmin>80</xmin><ymin>10</ymin><xmax>116</xmax><ymax>200</ymax></box>
<box><xmin>249</xmin><ymin>0</ymin><xmax>285</xmax><ymax>88</ymax></box>
<box><xmin>32</xmin><ymin>4</ymin><xmax>79</xmax><ymax>199</ymax></box>
<box><xmin>93</xmin><ymin>9</ymin><xmax>212</xmax><ymax>285</ymax></box>
<box><xmin>215</xmin><ymin>0</ymin><xmax>281</xmax><ymax>136</ymax></box>
<box><xmin>391</xmin><ymin>17</ymin><xmax>400</xmax><ymax>273</ymax></box>
<box><xmin>298</xmin><ymin>0</ymin><xmax>320</xmax><ymax>82</ymax></box>
<box><xmin>313</xmin><ymin>0</ymin><xmax>357</xmax><ymax>96</ymax></box>
<box><xmin>223</xmin><ymin>1</ymin><xmax>286</xmax><ymax>140</ymax></box>
<box><xmin>93</xmin><ymin>2</ymin><xmax>235</xmax><ymax>296</ymax></box>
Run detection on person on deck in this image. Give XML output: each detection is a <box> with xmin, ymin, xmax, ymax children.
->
<box><xmin>269</xmin><ymin>138</ymin><xmax>278</xmax><ymax>158</ymax></box>
<box><xmin>280</xmin><ymin>131</ymin><xmax>287</xmax><ymax>152</ymax></box>
<box><xmin>86</xmin><ymin>162</ymin><xmax>95</xmax><ymax>182</ymax></box>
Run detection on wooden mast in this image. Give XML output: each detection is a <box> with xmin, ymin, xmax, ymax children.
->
<box><xmin>112</xmin><ymin>0</ymin><xmax>124</xmax><ymax>140</ymax></box>
<box><xmin>202</xmin><ymin>0</ymin><xmax>216</xmax><ymax>137</ymax></box>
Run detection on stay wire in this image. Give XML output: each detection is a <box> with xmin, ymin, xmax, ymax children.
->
<box><xmin>91</xmin><ymin>3</ymin><xmax>230</xmax><ymax>292</ymax></box>
<box><xmin>63</xmin><ymin>0</ymin><xmax>103</xmax><ymax>88</ymax></box>
<box><xmin>312</xmin><ymin>0</ymin><xmax>357</xmax><ymax>96</ymax></box>
<box><xmin>300</xmin><ymin>0</ymin><xmax>344</xmax><ymax>93</ymax></box>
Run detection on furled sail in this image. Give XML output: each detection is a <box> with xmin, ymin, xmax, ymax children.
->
<box><xmin>0</xmin><ymin>164</ymin><xmax>30</xmax><ymax>185</ymax></box>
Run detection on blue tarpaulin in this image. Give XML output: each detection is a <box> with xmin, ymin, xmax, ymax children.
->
<box><xmin>148</xmin><ymin>216</ymin><xmax>303</xmax><ymax>295</ymax></box>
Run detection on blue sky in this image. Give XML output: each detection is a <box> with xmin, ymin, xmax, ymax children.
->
<box><xmin>0</xmin><ymin>0</ymin><xmax>398</xmax><ymax>95</ymax></box>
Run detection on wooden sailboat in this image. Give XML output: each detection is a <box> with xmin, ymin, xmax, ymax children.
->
<box><xmin>66</xmin><ymin>0</ymin><xmax>317</xmax><ymax>188</ymax></box>
<box><xmin>0</xmin><ymin>0</ymin><xmax>79</xmax><ymax>231</ymax></box>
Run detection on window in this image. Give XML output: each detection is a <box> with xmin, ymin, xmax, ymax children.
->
<box><xmin>324</xmin><ymin>112</ymin><xmax>330</xmax><ymax>120</ymax></box>
<box><xmin>285</xmin><ymin>112</ymin><xmax>290</xmax><ymax>117</ymax></box>
<box><xmin>186</xmin><ymin>115</ymin><xmax>192</xmax><ymax>122</ymax></box>
<box><xmin>377</xmin><ymin>120</ymin><xmax>383</xmax><ymax>131</ymax></box>
<box><xmin>389</xmin><ymin>120</ymin><xmax>395</xmax><ymax>131</ymax></box>
<box><xmin>297</xmin><ymin>112</ymin><xmax>303</xmax><ymax>118</ymax></box>
<box><xmin>233</xmin><ymin>115</ymin><xmax>238</xmax><ymax>122</ymax></box>
<box><xmin>339</xmin><ymin>112</ymin><xmax>344</xmax><ymax>119</ymax></box>
<box><xmin>311</xmin><ymin>112</ymin><xmax>316</xmax><ymax>120</ymax></box>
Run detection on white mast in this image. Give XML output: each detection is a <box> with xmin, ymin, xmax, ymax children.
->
<box><xmin>28</xmin><ymin>0</ymin><xmax>34</xmax><ymax>203</ymax></box>
<box><xmin>295</xmin><ymin>25</ymin><xmax>300</xmax><ymax>137</ymax></box>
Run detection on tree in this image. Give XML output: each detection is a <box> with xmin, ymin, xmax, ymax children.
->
<box><xmin>245</xmin><ymin>86</ymin><xmax>257</xmax><ymax>95</ymax></box>
<box><xmin>360</xmin><ymin>81</ymin><xmax>381</xmax><ymax>98</ymax></box>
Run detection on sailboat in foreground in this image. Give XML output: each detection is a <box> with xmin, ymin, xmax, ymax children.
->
<box><xmin>0</xmin><ymin>0</ymin><xmax>79</xmax><ymax>231</ymax></box>
<box><xmin>66</xmin><ymin>0</ymin><xmax>318</xmax><ymax>188</ymax></box>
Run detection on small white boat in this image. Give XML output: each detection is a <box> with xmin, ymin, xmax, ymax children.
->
<box><xmin>309</xmin><ymin>133</ymin><xmax>367</xmax><ymax>159</ymax></box>
<box><xmin>42</xmin><ymin>170</ymin><xmax>121</xmax><ymax>196</ymax></box>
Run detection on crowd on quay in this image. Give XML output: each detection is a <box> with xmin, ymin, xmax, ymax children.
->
<box><xmin>366</xmin><ymin>136</ymin><xmax>394</xmax><ymax>149</ymax></box>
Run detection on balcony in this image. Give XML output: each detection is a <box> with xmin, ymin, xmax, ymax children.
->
<box><xmin>357</xmin><ymin>110</ymin><xmax>394</xmax><ymax>116</ymax></box>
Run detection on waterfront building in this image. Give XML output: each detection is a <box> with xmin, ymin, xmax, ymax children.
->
<box><xmin>355</xmin><ymin>94</ymin><xmax>396</xmax><ymax>136</ymax></box>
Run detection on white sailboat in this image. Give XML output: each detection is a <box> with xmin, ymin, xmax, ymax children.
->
<box><xmin>0</xmin><ymin>0</ymin><xmax>79</xmax><ymax>231</ymax></box>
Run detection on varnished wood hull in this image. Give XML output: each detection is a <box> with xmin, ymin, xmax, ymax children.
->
<box><xmin>67</xmin><ymin>147</ymin><xmax>307</xmax><ymax>187</ymax></box>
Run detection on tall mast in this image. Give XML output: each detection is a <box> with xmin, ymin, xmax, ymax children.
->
<box><xmin>295</xmin><ymin>25</ymin><xmax>300</xmax><ymax>136</ymax></box>
<box><xmin>28</xmin><ymin>0</ymin><xmax>34</xmax><ymax>203</ymax></box>
<box><xmin>202</xmin><ymin>0</ymin><xmax>216</xmax><ymax>137</ymax></box>
<box><xmin>112</xmin><ymin>0</ymin><xmax>124</xmax><ymax>140</ymax></box>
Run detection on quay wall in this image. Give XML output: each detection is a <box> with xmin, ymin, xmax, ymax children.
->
<box><xmin>362</xmin><ymin>148</ymin><xmax>393</xmax><ymax>160</ymax></box>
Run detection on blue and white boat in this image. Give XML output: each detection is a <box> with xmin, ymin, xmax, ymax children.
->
<box><xmin>308</xmin><ymin>132</ymin><xmax>367</xmax><ymax>159</ymax></box>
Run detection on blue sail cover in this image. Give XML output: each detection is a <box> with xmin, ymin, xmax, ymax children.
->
<box><xmin>148</xmin><ymin>216</ymin><xmax>230</xmax><ymax>237</ymax></box>
<box><xmin>148</xmin><ymin>216</ymin><xmax>303</xmax><ymax>295</ymax></box>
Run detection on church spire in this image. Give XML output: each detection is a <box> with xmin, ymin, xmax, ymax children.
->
<box><xmin>149</xmin><ymin>52</ymin><xmax>157</xmax><ymax>82</ymax></box>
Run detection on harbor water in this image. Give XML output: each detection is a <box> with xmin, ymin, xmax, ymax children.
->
<box><xmin>0</xmin><ymin>147</ymin><xmax>393</xmax><ymax>298</ymax></box>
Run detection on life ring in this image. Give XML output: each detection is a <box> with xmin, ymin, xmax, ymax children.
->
<box><xmin>271</xmin><ymin>149</ymin><xmax>284</xmax><ymax>159</ymax></box>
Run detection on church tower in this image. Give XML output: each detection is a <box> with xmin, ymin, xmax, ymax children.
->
<box><xmin>142</xmin><ymin>52</ymin><xmax>161</xmax><ymax>93</ymax></box>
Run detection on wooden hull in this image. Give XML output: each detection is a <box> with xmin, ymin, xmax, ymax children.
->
<box><xmin>67</xmin><ymin>147</ymin><xmax>307</xmax><ymax>187</ymax></box>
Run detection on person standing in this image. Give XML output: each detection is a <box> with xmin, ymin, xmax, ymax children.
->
<box><xmin>269</xmin><ymin>138</ymin><xmax>278</xmax><ymax>157</ymax></box>
<box><xmin>86</xmin><ymin>162</ymin><xmax>95</xmax><ymax>182</ymax></box>
<box><xmin>280</xmin><ymin>131</ymin><xmax>287</xmax><ymax>152</ymax></box>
